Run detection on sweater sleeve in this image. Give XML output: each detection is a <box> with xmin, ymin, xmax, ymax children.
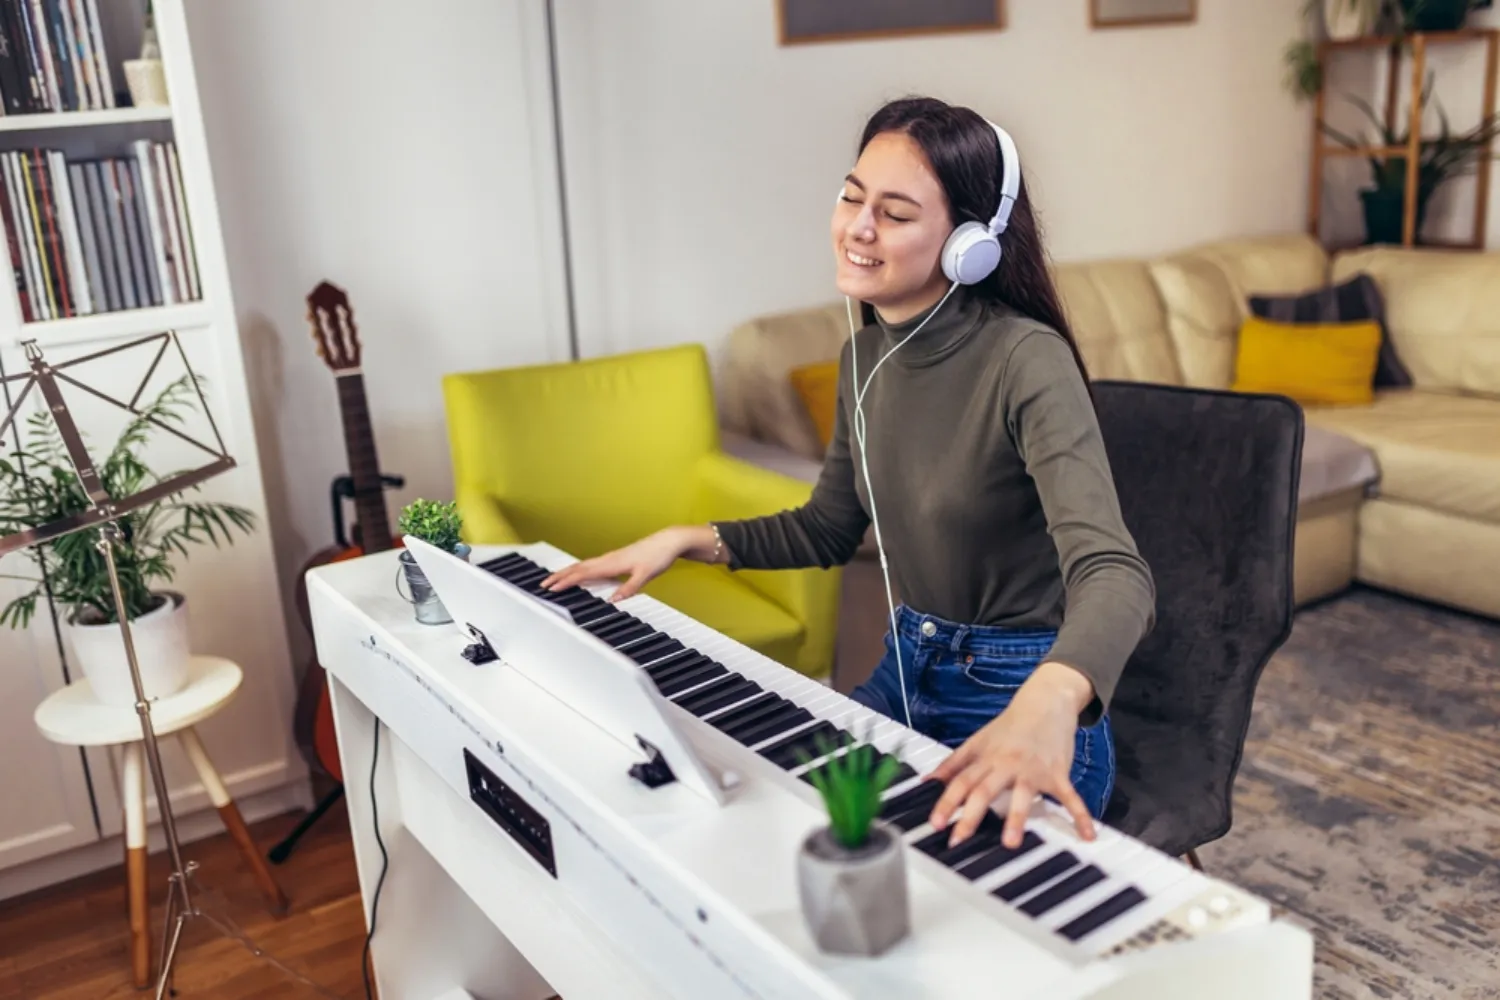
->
<box><xmin>1003</xmin><ymin>329</ymin><xmax>1157</xmax><ymax>726</ymax></box>
<box><xmin>712</xmin><ymin>344</ymin><xmax>871</xmax><ymax>571</ymax></box>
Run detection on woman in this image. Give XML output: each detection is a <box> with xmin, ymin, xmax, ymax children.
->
<box><xmin>541</xmin><ymin>96</ymin><xmax>1155</xmax><ymax>852</ymax></box>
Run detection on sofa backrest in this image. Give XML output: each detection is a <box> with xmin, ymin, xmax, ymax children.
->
<box><xmin>1053</xmin><ymin>258</ymin><xmax>1183</xmax><ymax>384</ymax></box>
<box><xmin>1331</xmin><ymin>246</ymin><xmax>1500</xmax><ymax>399</ymax></box>
<box><xmin>1144</xmin><ymin>234</ymin><xmax>1330</xmax><ymax>389</ymax></box>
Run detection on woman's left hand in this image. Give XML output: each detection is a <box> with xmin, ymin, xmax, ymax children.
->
<box><xmin>926</xmin><ymin>661</ymin><xmax>1097</xmax><ymax>850</ymax></box>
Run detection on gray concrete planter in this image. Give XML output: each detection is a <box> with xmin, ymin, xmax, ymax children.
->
<box><xmin>796</xmin><ymin>819</ymin><xmax>909</xmax><ymax>956</ymax></box>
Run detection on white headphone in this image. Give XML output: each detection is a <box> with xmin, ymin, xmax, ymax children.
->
<box><xmin>940</xmin><ymin>119</ymin><xmax>1020</xmax><ymax>285</ymax></box>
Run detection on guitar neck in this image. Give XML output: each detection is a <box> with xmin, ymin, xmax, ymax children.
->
<box><xmin>336</xmin><ymin>371</ymin><xmax>393</xmax><ymax>551</ymax></box>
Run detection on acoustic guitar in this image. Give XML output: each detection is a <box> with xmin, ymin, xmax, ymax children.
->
<box><xmin>291</xmin><ymin>280</ymin><xmax>401</xmax><ymax>785</ymax></box>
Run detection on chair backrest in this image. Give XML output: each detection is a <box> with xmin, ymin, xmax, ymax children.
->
<box><xmin>1092</xmin><ymin>380</ymin><xmax>1303</xmax><ymax>858</ymax></box>
<box><xmin>442</xmin><ymin>344</ymin><xmax>721</xmax><ymax>557</ymax></box>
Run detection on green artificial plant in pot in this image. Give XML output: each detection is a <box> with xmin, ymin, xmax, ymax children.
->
<box><xmin>0</xmin><ymin>375</ymin><xmax>256</xmax><ymax>705</ymax></box>
<box><xmin>1321</xmin><ymin>78</ymin><xmax>1500</xmax><ymax>245</ymax></box>
<box><xmin>396</xmin><ymin>498</ymin><xmax>468</xmax><ymax>624</ymax></box>
<box><xmin>795</xmin><ymin>730</ymin><xmax>910</xmax><ymax>956</ymax></box>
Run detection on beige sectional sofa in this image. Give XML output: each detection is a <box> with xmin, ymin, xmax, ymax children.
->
<box><xmin>714</xmin><ymin>234</ymin><xmax>1500</xmax><ymax>690</ymax></box>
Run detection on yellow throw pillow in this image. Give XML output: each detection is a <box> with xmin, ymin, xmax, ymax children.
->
<box><xmin>1231</xmin><ymin>315</ymin><xmax>1382</xmax><ymax>406</ymax></box>
<box><xmin>788</xmin><ymin>359</ymin><xmax>840</xmax><ymax>450</ymax></box>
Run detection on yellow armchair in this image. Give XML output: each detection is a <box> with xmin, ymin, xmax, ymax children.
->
<box><xmin>441</xmin><ymin>343</ymin><xmax>841</xmax><ymax>679</ymax></box>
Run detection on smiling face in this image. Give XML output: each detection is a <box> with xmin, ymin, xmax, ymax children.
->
<box><xmin>832</xmin><ymin>130</ymin><xmax>955</xmax><ymax>324</ymax></box>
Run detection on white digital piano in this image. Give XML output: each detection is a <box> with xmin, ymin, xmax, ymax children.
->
<box><xmin>306</xmin><ymin>538</ymin><xmax>1315</xmax><ymax>1000</ymax></box>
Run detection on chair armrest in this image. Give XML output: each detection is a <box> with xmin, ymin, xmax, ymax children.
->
<box><xmin>455</xmin><ymin>488</ymin><xmax>523</xmax><ymax>546</ymax></box>
<box><xmin>690</xmin><ymin>451</ymin><xmax>841</xmax><ymax>675</ymax></box>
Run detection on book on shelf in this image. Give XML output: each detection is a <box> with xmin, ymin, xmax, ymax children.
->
<box><xmin>0</xmin><ymin>0</ymin><xmax>117</xmax><ymax>115</ymax></box>
<box><xmin>0</xmin><ymin>139</ymin><xmax>200</xmax><ymax>323</ymax></box>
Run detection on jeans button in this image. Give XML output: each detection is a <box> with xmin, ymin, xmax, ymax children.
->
<box><xmin>920</xmin><ymin>620</ymin><xmax>936</xmax><ymax>637</ymax></box>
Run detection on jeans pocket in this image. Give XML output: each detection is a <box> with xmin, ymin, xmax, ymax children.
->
<box><xmin>960</xmin><ymin>656</ymin><xmax>1036</xmax><ymax>694</ymax></box>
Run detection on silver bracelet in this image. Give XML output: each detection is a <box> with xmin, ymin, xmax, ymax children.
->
<box><xmin>709</xmin><ymin>523</ymin><xmax>725</xmax><ymax>563</ymax></box>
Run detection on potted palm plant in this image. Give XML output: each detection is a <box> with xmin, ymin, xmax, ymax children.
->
<box><xmin>1321</xmin><ymin>78</ymin><xmax>1500</xmax><ymax>244</ymax></box>
<box><xmin>396</xmin><ymin>498</ymin><xmax>468</xmax><ymax>624</ymax></box>
<box><xmin>795</xmin><ymin>731</ymin><xmax>910</xmax><ymax>956</ymax></box>
<box><xmin>0</xmin><ymin>376</ymin><xmax>255</xmax><ymax>706</ymax></box>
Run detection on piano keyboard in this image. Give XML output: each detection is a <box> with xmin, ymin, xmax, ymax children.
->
<box><xmin>477</xmin><ymin>548</ymin><xmax>1264</xmax><ymax>958</ymax></box>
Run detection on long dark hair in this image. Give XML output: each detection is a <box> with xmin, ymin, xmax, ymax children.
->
<box><xmin>855</xmin><ymin>96</ymin><xmax>1092</xmax><ymax>392</ymax></box>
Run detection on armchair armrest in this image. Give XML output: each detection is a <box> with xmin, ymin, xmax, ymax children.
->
<box><xmin>689</xmin><ymin>451</ymin><xmax>841</xmax><ymax>676</ymax></box>
<box><xmin>455</xmin><ymin>487</ymin><xmax>524</xmax><ymax>546</ymax></box>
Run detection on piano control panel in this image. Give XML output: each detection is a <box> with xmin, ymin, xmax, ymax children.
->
<box><xmin>465</xmin><ymin>748</ymin><xmax>556</xmax><ymax>878</ymax></box>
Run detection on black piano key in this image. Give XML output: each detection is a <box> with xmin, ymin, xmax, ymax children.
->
<box><xmin>885</xmin><ymin>761</ymin><xmax>918</xmax><ymax>787</ymax></box>
<box><xmin>655</xmin><ymin>663</ymin><xmax>727</xmax><ymax>698</ymax></box>
<box><xmin>878</xmin><ymin>778</ymin><xmax>945</xmax><ymax>822</ymax></box>
<box><xmin>761</xmin><ymin>721</ymin><xmax>846</xmax><ymax>769</ymax></box>
<box><xmin>731</xmin><ymin>706</ymin><xmax>813</xmax><ymax>747</ymax></box>
<box><xmin>914</xmin><ymin>812</ymin><xmax>1005</xmax><ymax>866</ymax></box>
<box><xmin>571</xmin><ymin>601</ymin><xmax>617</xmax><ymax>627</ymax></box>
<box><xmin>685</xmin><ymin>678</ymin><xmax>764</xmax><ymax>717</ymax></box>
<box><xmin>582</xmin><ymin>611</ymin><xmax>633</xmax><ymax>637</ymax></box>
<box><xmin>1057</xmin><ymin>886</ymin><xmax>1148</xmax><ymax>943</ymax></box>
<box><xmin>992</xmin><ymin>851</ymin><xmax>1080</xmax><ymax>903</ymax></box>
<box><xmin>604</xmin><ymin>622</ymin><xmax>657</xmax><ymax>648</ymax></box>
<box><xmin>505</xmin><ymin>565</ymin><xmax>550</xmax><ymax>585</ymax></box>
<box><xmin>668</xmin><ymin>673</ymin><xmax>741</xmax><ymax>709</ymax></box>
<box><xmin>479</xmin><ymin>553</ymin><xmax>533</xmax><ymax>575</ymax></box>
<box><xmin>955</xmin><ymin>830</ymin><xmax>1043</xmax><ymax>881</ymax></box>
<box><xmin>626</xmin><ymin>635</ymin><xmax>683</xmax><ymax>665</ymax></box>
<box><xmin>707</xmin><ymin>691</ymin><xmax>781</xmax><ymax>732</ymax></box>
<box><xmin>553</xmin><ymin>589</ymin><xmax>600</xmax><ymax>610</ymax></box>
<box><xmin>1018</xmin><ymin>865</ymin><xmax>1107</xmax><ymax>918</ymax></box>
<box><xmin>647</xmin><ymin>652</ymin><xmax>713</xmax><ymax>683</ymax></box>
<box><xmin>724</xmin><ymin>699</ymin><xmax>803</xmax><ymax>739</ymax></box>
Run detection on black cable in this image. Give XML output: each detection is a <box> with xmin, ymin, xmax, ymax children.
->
<box><xmin>362</xmin><ymin>720</ymin><xmax>389</xmax><ymax>1000</ymax></box>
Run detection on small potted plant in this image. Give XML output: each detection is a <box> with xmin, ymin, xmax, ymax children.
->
<box><xmin>396</xmin><ymin>498</ymin><xmax>468</xmax><ymax>624</ymax></box>
<box><xmin>795</xmin><ymin>732</ymin><xmax>910</xmax><ymax>956</ymax></box>
<box><xmin>0</xmin><ymin>376</ymin><xmax>256</xmax><ymax>706</ymax></box>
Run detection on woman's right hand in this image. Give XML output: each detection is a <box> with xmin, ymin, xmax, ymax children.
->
<box><xmin>540</xmin><ymin>525</ymin><xmax>716</xmax><ymax>602</ymax></box>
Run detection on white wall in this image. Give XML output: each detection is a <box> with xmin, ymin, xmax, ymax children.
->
<box><xmin>551</xmin><ymin>0</ymin><xmax>1314</xmax><ymax>359</ymax></box>
<box><xmin>185</xmin><ymin>0</ymin><xmax>573</xmax><ymax>665</ymax></box>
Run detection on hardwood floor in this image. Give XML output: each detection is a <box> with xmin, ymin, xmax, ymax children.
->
<box><xmin>0</xmin><ymin>793</ymin><xmax>370</xmax><ymax>999</ymax></box>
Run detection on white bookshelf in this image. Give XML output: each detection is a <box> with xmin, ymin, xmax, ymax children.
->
<box><xmin>0</xmin><ymin>0</ymin><xmax>308</xmax><ymax>897</ymax></box>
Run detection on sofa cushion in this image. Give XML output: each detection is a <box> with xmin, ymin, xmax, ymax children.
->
<box><xmin>717</xmin><ymin>302</ymin><xmax>849</xmax><ymax>461</ymax></box>
<box><xmin>1247</xmin><ymin>272</ymin><xmax>1412</xmax><ymax>388</ymax></box>
<box><xmin>1148</xmin><ymin>234</ymin><xmax>1329</xmax><ymax>389</ymax></box>
<box><xmin>1302</xmin><ymin>389</ymin><xmax>1500</xmax><ymax>523</ymax></box>
<box><xmin>1230</xmin><ymin>315</ymin><xmax>1382</xmax><ymax>406</ymax></box>
<box><xmin>788</xmin><ymin>358</ymin><xmax>839</xmax><ymax>449</ymax></box>
<box><xmin>1053</xmin><ymin>258</ymin><xmax>1183</xmax><ymax>384</ymax></box>
<box><xmin>1330</xmin><ymin>247</ymin><xmax>1500</xmax><ymax>399</ymax></box>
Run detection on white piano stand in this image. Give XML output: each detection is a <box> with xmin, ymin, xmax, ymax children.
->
<box><xmin>311</xmin><ymin>544</ymin><xmax>1315</xmax><ymax>1000</ymax></box>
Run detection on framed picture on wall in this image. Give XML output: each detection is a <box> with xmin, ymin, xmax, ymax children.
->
<box><xmin>776</xmin><ymin>0</ymin><xmax>1005</xmax><ymax>46</ymax></box>
<box><xmin>1090</xmin><ymin>0</ymin><xmax>1196</xmax><ymax>29</ymax></box>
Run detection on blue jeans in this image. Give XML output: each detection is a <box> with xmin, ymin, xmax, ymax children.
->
<box><xmin>849</xmin><ymin>604</ymin><xmax>1116</xmax><ymax>820</ymax></box>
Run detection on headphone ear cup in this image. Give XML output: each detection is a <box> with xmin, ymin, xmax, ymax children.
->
<box><xmin>941</xmin><ymin>222</ymin><xmax>1001</xmax><ymax>285</ymax></box>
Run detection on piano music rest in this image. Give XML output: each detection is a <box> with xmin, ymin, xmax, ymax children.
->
<box><xmin>306</xmin><ymin>542</ymin><xmax>1315</xmax><ymax>1000</ymax></box>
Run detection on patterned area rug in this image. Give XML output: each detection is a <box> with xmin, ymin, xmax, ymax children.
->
<box><xmin>1197</xmin><ymin>586</ymin><xmax>1500</xmax><ymax>1000</ymax></box>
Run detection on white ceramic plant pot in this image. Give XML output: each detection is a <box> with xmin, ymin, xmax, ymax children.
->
<box><xmin>796</xmin><ymin>820</ymin><xmax>909</xmax><ymax>956</ymax></box>
<box><xmin>1324</xmin><ymin>0</ymin><xmax>1373</xmax><ymax>40</ymax></box>
<box><xmin>123</xmin><ymin>58</ymin><xmax>168</xmax><ymax>107</ymax></box>
<box><xmin>67</xmin><ymin>590</ymin><xmax>191</xmax><ymax>706</ymax></box>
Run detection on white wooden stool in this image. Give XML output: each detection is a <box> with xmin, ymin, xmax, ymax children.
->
<box><xmin>33</xmin><ymin>654</ymin><xmax>289</xmax><ymax>989</ymax></box>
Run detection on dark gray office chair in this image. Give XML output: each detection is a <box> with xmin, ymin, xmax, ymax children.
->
<box><xmin>1092</xmin><ymin>380</ymin><xmax>1304</xmax><ymax>864</ymax></box>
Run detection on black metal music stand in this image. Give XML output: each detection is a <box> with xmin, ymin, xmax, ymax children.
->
<box><xmin>0</xmin><ymin>333</ymin><xmax>337</xmax><ymax>999</ymax></box>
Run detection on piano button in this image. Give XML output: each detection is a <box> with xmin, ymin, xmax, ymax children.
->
<box><xmin>760</xmin><ymin>721</ymin><xmax>844</xmax><ymax>769</ymax></box>
<box><xmin>732</xmin><ymin>706</ymin><xmax>813</xmax><ymax>747</ymax></box>
<box><xmin>709</xmin><ymin>693</ymin><xmax>788</xmax><ymax>734</ymax></box>
<box><xmin>992</xmin><ymin>851</ymin><xmax>1080</xmax><ymax>903</ymax></box>
<box><xmin>655</xmin><ymin>663</ymin><xmax>727</xmax><ymax>698</ymax></box>
<box><xmin>686</xmin><ymin>678</ymin><xmax>764</xmax><ymax>718</ymax></box>
<box><xmin>647</xmin><ymin>652</ymin><xmax>713</xmax><ymax>683</ymax></box>
<box><xmin>625</xmin><ymin>635</ymin><xmax>682</xmax><ymax>665</ymax></box>
<box><xmin>955</xmin><ymin>830</ymin><xmax>1043</xmax><ymax>881</ymax></box>
<box><xmin>1057</xmin><ymin>886</ymin><xmax>1148</xmax><ymax>943</ymax></box>
<box><xmin>1018</xmin><ymin>864</ymin><xmax>1107</xmax><ymax>918</ymax></box>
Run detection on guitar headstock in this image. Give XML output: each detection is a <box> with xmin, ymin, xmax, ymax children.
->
<box><xmin>307</xmin><ymin>280</ymin><xmax>362</xmax><ymax>374</ymax></box>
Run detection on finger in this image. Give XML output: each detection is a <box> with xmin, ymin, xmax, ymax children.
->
<box><xmin>1002</xmin><ymin>779</ymin><xmax>1034</xmax><ymax>849</ymax></box>
<box><xmin>610</xmin><ymin>569</ymin><xmax>649</xmax><ymax>602</ymax></box>
<box><xmin>1052</xmin><ymin>779</ymin><xmax>1096</xmax><ymax>842</ymax></box>
<box><xmin>948</xmin><ymin>771</ymin><xmax>1006</xmax><ymax>847</ymax></box>
<box><xmin>927</xmin><ymin>744</ymin><xmax>973</xmax><ymax>786</ymax></box>
<box><xmin>928</xmin><ymin>761</ymin><xmax>982</xmax><ymax>832</ymax></box>
<box><xmin>541</xmin><ymin>561</ymin><xmax>589</xmax><ymax>590</ymax></box>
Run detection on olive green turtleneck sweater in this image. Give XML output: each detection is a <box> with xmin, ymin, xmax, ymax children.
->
<box><xmin>714</xmin><ymin>287</ymin><xmax>1156</xmax><ymax>725</ymax></box>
